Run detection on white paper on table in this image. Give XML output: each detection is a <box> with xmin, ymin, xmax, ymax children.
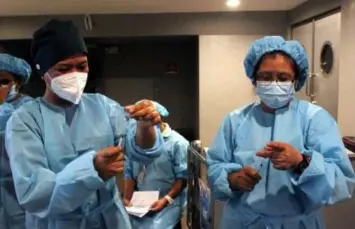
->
<box><xmin>125</xmin><ymin>191</ymin><xmax>159</xmax><ymax>218</ymax></box>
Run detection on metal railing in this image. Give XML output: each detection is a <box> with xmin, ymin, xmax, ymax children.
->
<box><xmin>187</xmin><ymin>140</ymin><xmax>215</xmax><ymax>229</ymax></box>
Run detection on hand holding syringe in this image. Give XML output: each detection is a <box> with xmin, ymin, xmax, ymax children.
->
<box><xmin>93</xmin><ymin>136</ymin><xmax>126</xmax><ymax>181</ymax></box>
<box><xmin>227</xmin><ymin>152</ymin><xmax>263</xmax><ymax>192</ymax></box>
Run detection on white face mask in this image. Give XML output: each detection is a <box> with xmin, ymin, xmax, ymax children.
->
<box><xmin>256</xmin><ymin>81</ymin><xmax>295</xmax><ymax>109</ymax></box>
<box><xmin>48</xmin><ymin>72</ymin><xmax>88</xmax><ymax>104</ymax></box>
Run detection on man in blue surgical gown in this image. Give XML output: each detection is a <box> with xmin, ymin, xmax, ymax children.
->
<box><xmin>123</xmin><ymin>102</ymin><xmax>188</xmax><ymax>229</ymax></box>
<box><xmin>5</xmin><ymin>19</ymin><xmax>164</xmax><ymax>229</ymax></box>
<box><xmin>207</xmin><ymin>36</ymin><xmax>355</xmax><ymax>229</ymax></box>
<box><xmin>0</xmin><ymin>54</ymin><xmax>32</xmax><ymax>229</ymax></box>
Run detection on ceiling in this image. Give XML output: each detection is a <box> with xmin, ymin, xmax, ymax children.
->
<box><xmin>0</xmin><ymin>0</ymin><xmax>308</xmax><ymax>16</ymax></box>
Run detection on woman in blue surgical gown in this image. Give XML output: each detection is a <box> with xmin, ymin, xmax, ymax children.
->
<box><xmin>123</xmin><ymin>102</ymin><xmax>188</xmax><ymax>229</ymax></box>
<box><xmin>5</xmin><ymin>19</ymin><xmax>164</xmax><ymax>229</ymax></box>
<box><xmin>0</xmin><ymin>54</ymin><xmax>32</xmax><ymax>229</ymax></box>
<box><xmin>207</xmin><ymin>36</ymin><xmax>355</xmax><ymax>229</ymax></box>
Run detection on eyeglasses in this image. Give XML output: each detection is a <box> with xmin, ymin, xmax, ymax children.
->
<box><xmin>256</xmin><ymin>71</ymin><xmax>295</xmax><ymax>83</ymax></box>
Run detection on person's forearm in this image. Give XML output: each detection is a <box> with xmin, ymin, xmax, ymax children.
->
<box><xmin>167</xmin><ymin>179</ymin><xmax>187</xmax><ymax>199</ymax></box>
<box><xmin>135</xmin><ymin>122</ymin><xmax>156</xmax><ymax>149</ymax></box>
<box><xmin>123</xmin><ymin>179</ymin><xmax>136</xmax><ymax>200</ymax></box>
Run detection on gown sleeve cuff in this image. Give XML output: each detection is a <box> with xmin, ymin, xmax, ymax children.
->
<box><xmin>211</xmin><ymin>165</ymin><xmax>242</xmax><ymax>200</ymax></box>
<box><xmin>131</xmin><ymin>126</ymin><xmax>163</xmax><ymax>153</ymax></box>
<box><xmin>290</xmin><ymin>151</ymin><xmax>325</xmax><ymax>185</ymax></box>
<box><xmin>57</xmin><ymin>150</ymin><xmax>106</xmax><ymax>190</ymax></box>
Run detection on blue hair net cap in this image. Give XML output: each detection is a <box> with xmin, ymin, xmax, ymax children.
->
<box><xmin>152</xmin><ymin>101</ymin><xmax>169</xmax><ymax>118</ymax></box>
<box><xmin>0</xmin><ymin>53</ymin><xmax>32</xmax><ymax>84</ymax></box>
<box><xmin>243</xmin><ymin>36</ymin><xmax>309</xmax><ymax>91</ymax></box>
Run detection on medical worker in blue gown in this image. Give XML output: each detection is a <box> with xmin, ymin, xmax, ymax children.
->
<box><xmin>5</xmin><ymin>19</ymin><xmax>165</xmax><ymax>229</ymax></box>
<box><xmin>0</xmin><ymin>54</ymin><xmax>32</xmax><ymax>229</ymax></box>
<box><xmin>123</xmin><ymin>102</ymin><xmax>188</xmax><ymax>229</ymax></box>
<box><xmin>207</xmin><ymin>36</ymin><xmax>355</xmax><ymax>229</ymax></box>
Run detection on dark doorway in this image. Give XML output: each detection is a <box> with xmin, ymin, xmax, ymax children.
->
<box><xmin>86</xmin><ymin>36</ymin><xmax>199</xmax><ymax>141</ymax></box>
<box><xmin>1</xmin><ymin>35</ymin><xmax>199</xmax><ymax>141</ymax></box>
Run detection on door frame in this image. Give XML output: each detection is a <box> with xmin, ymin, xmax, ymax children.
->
<box><xmin>290</xmin><ymin>8</ymin><xmax>341</xmax><ymax>104</ymax></box>
<box><xmin>290</xmin><ymin>7</ymin><xmax>341</xmax><ymax>30</ymax></box>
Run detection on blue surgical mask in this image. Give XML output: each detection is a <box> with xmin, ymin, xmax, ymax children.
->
<box><xmin>256</xmin><ymin>81</ymin><xmax>295</xmax><ymax>109</ymax></box>
<box><xmin>5</xmin><ymin>85</ymin><xmax>18</xmax><ymax>102</ymax></box>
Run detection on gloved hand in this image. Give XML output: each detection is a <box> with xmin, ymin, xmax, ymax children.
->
<box><xmin>257</xmin><ymin>142</ymin><xmax>303</xmax><ymax>170</ymax></box>
<box><xmin>124</xmin><ymin>100</ymin><xmax>161</xmax><ymax>127</ymax></box>
<box><xmin>94</xmin><ymin>146</ymin><xmax>125</xmax><ymax>181</ymax></box>
<box><xmin>227</xmin><ymin>167</ymin><xmax>262</xmax><ymax>192</ymax></box>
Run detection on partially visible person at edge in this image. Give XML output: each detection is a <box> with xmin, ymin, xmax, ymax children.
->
<box><xmin>123</xmin><ymin>101</ymin><xmax>188</xmax><ymax>229</ymax></box>
<box><xmin>0</xmin><ymin>53</ymin><xmax>32</xmax><ymax>229</ymax></box>
<box><xmin>5</xmin><ymin>19</ymin><xmax>164</xmax><ymax>229</ymax></box>
<box><xmin>207</xmin><ymin>36</ymin><xmax>355</xmax><ymax>229</ymax></box>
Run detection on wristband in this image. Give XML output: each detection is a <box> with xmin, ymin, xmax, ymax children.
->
<box><xmin>164</xmin><ymin>195</ymin><xmax>174</xmax><ymax>205</ymax></box>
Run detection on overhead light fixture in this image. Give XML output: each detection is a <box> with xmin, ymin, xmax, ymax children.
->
<box><xmin>226</xmin><ymin>0</ymin><xmax>240</xmax><ymax>8</ymax></box>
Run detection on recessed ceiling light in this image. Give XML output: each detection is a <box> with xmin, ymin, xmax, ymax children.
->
<box><xmin>226</xmin><ymin>0</ymin><xmax>240</xmax><ymax>8</ymax></box>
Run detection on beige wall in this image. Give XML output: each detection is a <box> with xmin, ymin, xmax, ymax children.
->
<box><xmin>198</xmin><ymin>36</ymin><xmax>261</xmax><ymax>227</ymax></box>
<box><xmin>338</xmin><ymin>0</ymin><xmax>355</xmax><ymax>136</ymax></box>
<box><xmin>199</xmin><ymin>35</ymin><xmax>261</xmax><ymax>146</ymax></box>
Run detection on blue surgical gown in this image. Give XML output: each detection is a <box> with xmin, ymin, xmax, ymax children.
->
<box><xmin>0</xmin><ymin>96</ymin><xmax>32</xmax><ymax>229</ymax></box>
<box><xmin>4</xmin><ymin>93</ymin><xmax>164</xmax><ymax>229</ymax></box>
<box><xmin>124</xmin><ymin>129</ymin><xmax>188</xmax><ymax>229</ymax></box>
<box><xmin>207</xmin><ymin>99</ymin><xmax>355</xmax><ymax>229</ymax></box>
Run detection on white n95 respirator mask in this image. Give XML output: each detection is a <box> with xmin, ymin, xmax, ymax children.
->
<box><xmin>49</xmin><ymin>72</ymin><xmax>88</xmax><ymax>104</ymax></box>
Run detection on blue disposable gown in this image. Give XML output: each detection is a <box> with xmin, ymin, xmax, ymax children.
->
<box><xmin>4</xmin><ymin>94</ymin><xmax>164</xmax><ymax>229</ymax></box>
<box><xmin>0</xmin><ymin>96</ymin><xmax>32</xmax><ymax>229</ymax></box>
<box><xmin>207</xmin><ymin>99</ymin><xmax>355</xmax><ymax>229</ymax></box>
<box><xmin>124</xmin><ymin>128</ymin><xmax>188</xmax><ymax>229</ymax></box>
